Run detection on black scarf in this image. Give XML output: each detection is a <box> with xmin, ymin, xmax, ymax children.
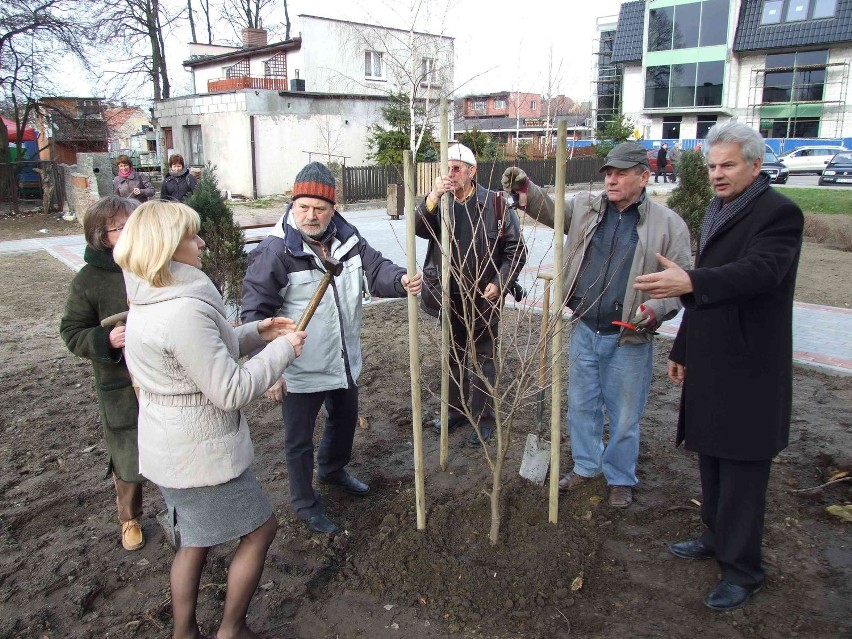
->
<box><xmin>699</xmin><ymin>172</ymin><xmax>770</xmax><ymax>255</ymax></box>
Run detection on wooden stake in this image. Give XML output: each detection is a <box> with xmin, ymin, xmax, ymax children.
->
<box><xmin>439</xmin><ymin>97</ymin><xmax>451</xmax><ymax>472</ymax></box>
<box><xmin>549</xmin><ymin>121</ymin><xmax>567</xmax><ymax>524</ymax></box>
<box><xmin>403</xmin><ymin>150</ymin><xmax>426</xmax><ymax>530</ymax></box>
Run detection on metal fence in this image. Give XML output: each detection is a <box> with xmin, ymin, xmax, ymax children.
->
<box><xmin>0</xmin><ymin>160</ymin><xmax>66</xmax><ymax>213</ymax></box>
<box><xmin>342</xmin><ymin>156</ymin><xmax>602</xmax><ymax>203</ymax></box>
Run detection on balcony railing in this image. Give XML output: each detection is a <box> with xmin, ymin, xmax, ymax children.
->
<box><xmin>207</xmin><ymin>76</ymin><xmax>289</xmax><ymax>93</ymax></box>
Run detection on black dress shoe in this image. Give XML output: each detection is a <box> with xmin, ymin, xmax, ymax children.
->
<box><xmin>704</xmin><ymin>579</ymin><xmax>762</xmax><ymax>611</ymax></box>
<box><xmin>318</xmin><ymin>471</ymin><xmax>370</xmax><ymax>495</ymax></box>
<box><xmin>306</xmin><ymin>513</ymin><xmax>340</xmax><ymax>535</ymax></box>
<box><xmin>431</xmin><ymin>413</ymin><xmax>468</xmax><ymax>434</ymax></box>
<box><xmin>668</xmin><ymin>539</ymin><xmax>714</xmax><ymax>560</ymax></box>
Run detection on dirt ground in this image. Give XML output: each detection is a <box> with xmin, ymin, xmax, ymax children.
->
<box><xmin>0</xmin><ymin>210</ymin><xmax>850</xmax><ymax>639</ymax></box>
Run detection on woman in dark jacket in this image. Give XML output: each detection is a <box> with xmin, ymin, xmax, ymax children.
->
<box><xmin>160</xmin><ymin>153</ymin><xmax>197</xmax><ymax>202</ymax></box>
<box><xmin>60</xmin><ymin>196</ymin><xmax>146</xmax><ymax>552</ymax></box>
<box><xmin>112</xmin><ymin>154</ymin><xmax>154</xmax><ymax>203</ymax></box>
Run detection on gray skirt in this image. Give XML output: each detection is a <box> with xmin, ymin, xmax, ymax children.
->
<box><xmin>158</xmin><ymin>468</ymin><xmax>272</xmax><ymax>548</ymax></box>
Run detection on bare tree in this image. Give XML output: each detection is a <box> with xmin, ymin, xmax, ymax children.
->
<box><xmin>282</xmin><ymin>0</ymin><xmax>291</xmax><ymax>39</ymax></box>
<box><xmin>0</xmin><ymin>0</ymin><xmax>99</xmax><ymax>213</ymax></box>
<box><xmin>186</xmin><ymin>0</ymin><xmax>197</xmax><ymax>43</ymax></box>
<box><xmin>95</xmin><ymin>0</ymin><xmax>180</xmax><ymax>101</ymax></box>
<box><xmin>315</xmin><ymin>114</ymin><xmax>344</xmax><ymax>164</ymax></box>
<box><xmin>221</xmin><ymin>0</ymin><xmax>280</xmax><ymax>42</ymax></box>
<box><xmin>198</xmin><ymin>0</ymin><xmax>214</xmax><ymax>44</ymax></box>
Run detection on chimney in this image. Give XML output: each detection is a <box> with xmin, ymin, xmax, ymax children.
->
<box><xmin>242</xmin><ymin>28</ymin><xmax>268</xmax><ymax>48</ymax></box>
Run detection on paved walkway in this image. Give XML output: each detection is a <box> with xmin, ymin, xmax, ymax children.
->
<box><xmin>4</xmin><ymin>206</ymin><xmax>849</xmax><ymax>376</ymax></box>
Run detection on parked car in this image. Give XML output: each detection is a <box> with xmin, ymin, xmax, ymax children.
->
<box><xmin>646</xmin><ymin>150</ymin><xmax>673</xmax><ymax>175</ymax></box>
<box><xmin>761</xmin><ymin>148</ymin><xmax>789</xmax><ymax>184</ymax></box>
<box><xmin>778</xmin><ymin>145</ymin><xmax>848</xmax><ymax>175</ymax></box>
<box><xmin>817</xmin><ymin>152</ymin><xmax>852</xmax><ymax>186</ymax></box>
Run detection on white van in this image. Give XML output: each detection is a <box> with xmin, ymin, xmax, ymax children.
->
<box><xmin>779</xmin><ymin>146</ymin><xmax>848</xmax><ymax>174</ymax></box>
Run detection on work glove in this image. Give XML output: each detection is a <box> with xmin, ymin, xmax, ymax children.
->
<box><xmin>629</xmin><ymin>304</ymin><xmax>657</xmax><ymax>331</ymax></box>
<box><xmin>501</xmin><ymin>167</ymin><xmax>528</xmax><ymax>193</ymax></box>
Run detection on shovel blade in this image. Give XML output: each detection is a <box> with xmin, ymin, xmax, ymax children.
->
<box><xmin>519</xmin><ymin>433</ymin><xmax>551</xmax><ymax>485</ymax></box>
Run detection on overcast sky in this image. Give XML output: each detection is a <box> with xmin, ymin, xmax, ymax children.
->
<box><xmin>59</xmin><ymin>0</ymin><xmax>626</xmax><ymax>104</ymax></box>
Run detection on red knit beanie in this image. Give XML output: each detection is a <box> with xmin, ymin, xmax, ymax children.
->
<box><xmin>292</xmin><ymin>162</ymin><xmax>336</xmax><ymax>204</ymax></box>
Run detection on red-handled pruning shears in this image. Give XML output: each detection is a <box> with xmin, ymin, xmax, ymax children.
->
<box><xmin>611</xmin><ymin>320</ymin><xmax>658</xmax><ymax>335</ymax></box>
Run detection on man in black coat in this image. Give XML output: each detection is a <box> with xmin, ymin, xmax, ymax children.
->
<box><xmin>634</xmin><ymin>121</ymin><xmax>803</xmax><ymax>612</ymax></box>
<box><xmin>655</xmin><ymin>143</ymin><xmax>669</xmax><ymax>183</ymax></box>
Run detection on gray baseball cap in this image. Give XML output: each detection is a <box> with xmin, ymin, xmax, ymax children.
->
<box><xmin>599</xmin><ymin>142</ymin><xmax>650</xmax><ymax>172</ymax></box>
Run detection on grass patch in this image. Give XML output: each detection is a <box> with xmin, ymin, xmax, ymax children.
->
<box><xmin>236</xmin><ymin>195</ymin><xmax>290</xmax><ymax>209</ymax></box>
<box><xmin>781</xmin><ymin>188</ymin><xmax>852</xmax><ymax>215</ymax></box>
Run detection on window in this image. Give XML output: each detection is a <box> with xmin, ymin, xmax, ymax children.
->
<box><xmin>644</xmin><ymin>61</ymin><xmax>724</xmax><ymax>108</ymax></box>
<box><xmin>700</xmin><ymin>0</ymin><xmax>730</xmax><ymax>46</ymax></box>
<box><xmin>812</xmin><ymin>0</ymin><xmax>837</xmax><ymax>18</ymax></box>
<box><xmin>494</xmin><ymin>99</ymin><xmax>507</xmax><ymax>109</ymax></box>
<box><xmin>762</xmin><ymin>50</ymin><xmax>827</xmax><ymax>103</ymax></box>
<box><xmin>696</xmin><ymin>116</ymin><xmax>718</xmax><ymax>138</ymax></box>
<box><xmin>473</xmin><ymin>100</ymin><xmax>486</xmax><ymax>111</ymax></box>
<box><xmin>530</xmin><ymin>100</ymin><xmax>537</xmax><ymax>110</ymax></box>
<box><xmin>225</xmin><ymin>58</ymin><xmax>249</xmax><ymax>79</ymax></box>
<box><xmin>768</xmin><ymin>117</ymin><xmax>820</xmax><ymax>137</ymax></box>
<box><xmin>421</xmin><ymin>57</ymin><xmax>438</xmax><ymax>86</ymax></box>
<box><xmin>760</xmin><ymin>0</ymin><xmax>836</xmax><ymax>24</ymax></box>
<box><xmin>365</xmin><ymin>51</ymin><xmax>383</xmax><ymax>79</ymax></box>
<box><xmin>648</xmin><ymin>6</ymin><xmax>675</xmax><ymax>51</ymax></box>
<box><xmin>761</xmin><ymin>0</ymin><xmax>784</xmax><ymax>23</ymax></box>
<box><xmin>265</xmin><ymin>53</ymin><xmax>287</xmax><ymax>77</ymax></box>
<box><xmin>648</xmin><ymin>1</ymin><xmax>729</xmax><ymax>52</ymax></box>
<box><xmin>185</xmin><ymin>126</ymin><xmax>203</xmax><ymax>166</ymax></box>
<box><xmin>786</xmin><ymin>0</ymin><xmax>810</xmax><ymax>21</ymax></box>
<box><xmin>663</xmin><ymin>116</ymin><xmax>682</xmax><ymax>139</ymax></box>
<box><xmin>673</xmin><ymin>2</ymin><xmax>700</xmax><ymax>49</ymax></box>
<box><xmin>162</xmin><ymin>127</ymin><xmax>173</xmax><ymax>150</ymax></box>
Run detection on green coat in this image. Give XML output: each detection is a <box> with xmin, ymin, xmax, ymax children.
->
<box><xmin>60</xmin><ymin>247</ymin><xmax>142</xmax><ymax>482</ymax></box>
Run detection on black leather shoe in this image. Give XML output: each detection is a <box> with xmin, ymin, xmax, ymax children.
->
<box><xmin>467</xmin><ymin>423</ymin><xmax>494</xmax><ymax>447</ymax></box>
<box><xmin>431</xmin><ymin>413</ymin><xmax>468</xmax><ymax>434</ymax></box>
<box><xmin>318</xmin><ymin>471</ymin><xmax>370</xmax><ymax>495</ymax></box>
<box><xmin>306</xmin><ymin>513</ymin><xmax>340</xmax><ymax>535</ymax></box>
<box><xmin>668</xmin><ymin>539</ymin><xmax>714</xmax><ymax>560</ymax></box>
<box><xmin>704</xmin><ymin>579</ymin><xmax>762</xmax><ymax>611</ymax></box>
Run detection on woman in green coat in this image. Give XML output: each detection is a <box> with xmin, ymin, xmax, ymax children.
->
<box><xmin>60</xmin><ymin>196</ymin><xmax>146</xmax><ymax>551</ymax></box>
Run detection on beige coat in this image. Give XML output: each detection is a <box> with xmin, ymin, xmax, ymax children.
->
<box><xmin>123</xmin><ymin>261</ymin><xmax>296</xmax><ymax>489</ymax></box>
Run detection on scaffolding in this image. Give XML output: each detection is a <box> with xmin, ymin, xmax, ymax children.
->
<box><xmin>746</xmin><ymin>60</ymin><xmax>849</xmax><ymax>139</ymax></box>
<box><xmin>592</xmin><ymin>29</ymin><xmax>623</xmax><ymax>133</ymax></box>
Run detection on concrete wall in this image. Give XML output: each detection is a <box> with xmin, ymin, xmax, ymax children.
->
<box><xmin>154</xmin><ymin>90</ymin><xmax>388</xmax><ymax>197</ymax></box>
<box><xmin>61</xmin><ymin>153</ymin><xmax>109</xmax><ymax>215</ymax></box>
<box><xmin>299</xmin><ymin>16</ymin><xmax>453</xmax><ymax>98</ymax></box>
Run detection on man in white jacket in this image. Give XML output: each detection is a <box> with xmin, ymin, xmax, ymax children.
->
<box><xmin>242</xmin><ymin>162</ymin><xmax>421</xmax><ymax>534</ymax></box>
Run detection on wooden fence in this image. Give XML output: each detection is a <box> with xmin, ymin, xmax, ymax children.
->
<box><xmin>0</xmin><ymin>160</ymin><xmax>65</xmax><ymax>214</ymax></box>
<box><xmin>342</xmin><ymin>156</ymin><xmax>602</xmax><ymax>203</ymax></box>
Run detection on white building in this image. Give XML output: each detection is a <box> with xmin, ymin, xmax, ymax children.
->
<box><xmin>154</xmin><ymin>15</ymin><xmax>454</xmax><ymax>198</ymax></box>
<box><xmin>600</xmin><ymin>0</ymin><xmax>852</xmax><ymax>141</ymax></box>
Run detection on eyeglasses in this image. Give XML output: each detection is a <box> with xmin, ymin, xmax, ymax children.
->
<box><xmin>106</xmin><ymin>225</ymin><xmax>125</xmax><ymax>233</ymax></box>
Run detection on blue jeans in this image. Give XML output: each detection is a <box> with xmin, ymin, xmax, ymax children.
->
<box><xmin>567</xmin><ymin>321</ymin><xmax>653</xmax><ymax>487</ymax></box>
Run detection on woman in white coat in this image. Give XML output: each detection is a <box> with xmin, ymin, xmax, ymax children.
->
<box><xmin>114</xmin><ymin>200</ymin><xmax>306</xmax><ymax>639</ymax></box>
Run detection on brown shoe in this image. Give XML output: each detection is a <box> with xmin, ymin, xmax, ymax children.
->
<box><xmin>121</xmin><ymin>518</ymin><xmax>145</xmax><ymax>551</ymax></box>
<box><xmin>609</xmin><ymin>485</ymin><xmax>633</xmax><ymax>508</ymax></box>
<box><xmin>558</xmin><ymin>471</ymin><xmax>590</xmax><ymax>492</ymax></box>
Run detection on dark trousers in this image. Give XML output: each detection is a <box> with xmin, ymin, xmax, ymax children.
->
<box><xmin>112</xmin><ymin>473</ymin><xmax>143</xmax><ymax>522</ymax></box>
<box><xmin>448</xmin><ymin>319</ymin><xmax>497</xmax><ymax>427</ymax></box>
<box><xmin>699</xmin><ymin>454</ymin><xmax>772</xmax><ymax>587</ymax></box>
<box><xmin>655</xmin><ymin>167</ymin><xmax>669</xmax><ymax>182</ymax></box>
<box><xmin>282</xmin><ymin>385</ymin><xmax>359</xmax><ymax>519</ymax></box>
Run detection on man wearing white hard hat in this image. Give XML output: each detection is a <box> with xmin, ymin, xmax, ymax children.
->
<box><xmin>415</xmin><ymin>143</ymin><xmax>527</xmax><ymax>447</ymax></box>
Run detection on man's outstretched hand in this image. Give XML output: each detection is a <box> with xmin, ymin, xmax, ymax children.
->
<box><xmin>634</xmin><ymin>254</ymin><xmax>693</xmax><ymax>298</ymax></box>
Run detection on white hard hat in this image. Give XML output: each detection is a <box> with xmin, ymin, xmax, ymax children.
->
<box><xmin>448</xmin><ymin>143</ymin><xmax>476</xmax><ymax>166</ymax></box>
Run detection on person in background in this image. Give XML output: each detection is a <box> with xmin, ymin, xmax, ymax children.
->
<box><xmin>670</xmin><ymin>141</ymin><xmax>683</xmax><ymax>182</ymax></box>
<box><xmin>60</xmin><ymin>195</ymin><xmax>145</xmax><ymax>552</ymax></box>
<box><xmin>114</xmin><ymin>200</ymin><xmax>306</xmax><ymax>639</ymax></box>
<box><xmin>655</xmin><ymin>143</ymin><xmax>670</xmax><ymax>183</ymax></box>
<box><xmin>502</xmin><ymin>142</ymin><xmax>691</xmax><ymax>508</ymax></box>
<box><xmin>415</xmin><ymin>143</ymin><xmax>526</xmax><ymax>447</ymax></box>
<box><xmin>241</xmin><ymin>161</ymin><xmax>422</xmax><ymax>535</ymax></box>
<box><xmin>160</xmin><ymin>154</ymin><xmax>198</xmax><ymax>203</ymax></box>
<box><xmin>634</xmin><ymin>120</ymin><xmax>804</xmax><ymax>612</ymax></box>
<box><xmin>112</xmin><ymin>155</ymin><xmax>154</xmax><ymax>203</ymax></box>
